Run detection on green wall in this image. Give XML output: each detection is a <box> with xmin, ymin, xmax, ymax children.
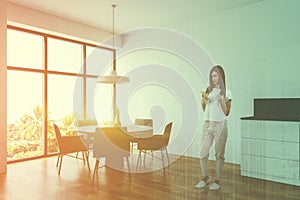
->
<box><xmin>184</xmin><ymin>0</ymin><xmax>300</xmax><ymax>163</ymax></box>
<box><xmin>120</xmin><ymin>0</ymin><xmax>300</xmax><ymax>164</ymax></box>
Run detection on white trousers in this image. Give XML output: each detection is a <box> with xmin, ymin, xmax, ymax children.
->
<box><xmin>199</xmin><ymin>121</ymin><xmax>228</xmax><ymax>180</ymax></box>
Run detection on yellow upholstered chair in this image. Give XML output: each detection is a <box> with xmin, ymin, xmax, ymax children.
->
<box><xmin>53</xmin><ymin>123</ymin><xmax>90</xmax><ymax>175</ymax></box>
<box><xmin>75</xmin><ymin>119</ymin><xmax>98</xmax><ymax>157</ymax></box>
<box><xmin>92</xmin><ymin>127</ymin><xmax>131</xmax><ymax>182</ymax></box>
<box><xmin>135</xmin><ymin>118</ymin><xmax>153</xmax><ymax>127</ymax></box>
<box><xmin>76</xmin><ymin>119</ymin><xmax>98</xmax><ymax>127</ymax></box>
<box><xmin>135</xmin><ymin>122</ymin><xmax>173</xmax><ymax>171</ymax></box>
<box><xmin>130</xmin><ymin>118</ymin><xmax>153</xmax><ymax>152</ymax></box>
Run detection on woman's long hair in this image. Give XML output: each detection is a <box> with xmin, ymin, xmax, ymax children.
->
<box><xmin>206</xmin><ymin>65</ymin><xmax>226</xmax><ymax>97</ymax></box>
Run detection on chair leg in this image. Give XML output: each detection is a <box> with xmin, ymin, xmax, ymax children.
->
<box><xmin>56</xmin><ymin>155</ymin><xmax>60</xmax><ymax>167</ymax></box>
<box><xmin>81</xmin><ymin>151</ymin><xmax>86</xmax><ymax>164</ymax></box>
<box><xmin>92</xmin><ymin>159</ymin><xmax>100</xmax><ymax>182</ymax></box>
<box><xmin>136</xmin><ymin>150</ymin><xmax>142</xmax><ymax>171</ymax></box>
<box><xmin>126</xmin><ymin>157</ymin><xmax>131</xmax><ymax>182</ymax></box>
<box><xmin>130</xmin><ymin>142</ymin><xmax>133</xmax><ymax>153</ymax></box>
<box><xmin>85</xmin><ymin>151</ymin><xmax>90</xmax><ymax>172</ymax></box>
<box><xmin>58</xmin><ymin>155</ymin><xmax>63</xmax><ymax>175</ymax></box>
<box><xmin>165</xmin><ymin>148</ymin><xmax>170</xmax><ymax>165</ymax></box>
<box><xmin>143</xmin><ymin>150</ymin><xmax>146</xmax><ymax>163</ymax></box>
<box><xmin>161</xmin><ymin>150</ymin><xmax>165</xmax><ymax>172</ymax></box>
<box><xmin>75</xmin><ymin>152</ymin><xmax>79</xmax><ymax>158</ymax></box>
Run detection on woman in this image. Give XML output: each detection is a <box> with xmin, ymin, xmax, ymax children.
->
<box><xmin>195</xmin><ymin>65</ymin><xmax>232</xmax><ymax>190</ymax></box>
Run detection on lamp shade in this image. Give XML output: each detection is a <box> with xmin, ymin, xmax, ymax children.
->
<box><xmin>97</xmin><ymin>71</ymin><xmax>129</xmax><ymax>84</ymax></box>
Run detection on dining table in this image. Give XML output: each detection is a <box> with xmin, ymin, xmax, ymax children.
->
<box><xmin>75</xmin><ymin>124</ymin><xmax>153</xmax><ymax>138</ymax></box>
<box><xmin>75</xmin><ymin>124</ymin><xmax>153</xmax><ymax>169</ymax></box>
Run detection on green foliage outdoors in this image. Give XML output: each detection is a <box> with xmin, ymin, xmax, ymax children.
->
<box><xmin>7</xmin><ymin>106</ymin><xmax>77</xmax><ymax>160</ymax></box>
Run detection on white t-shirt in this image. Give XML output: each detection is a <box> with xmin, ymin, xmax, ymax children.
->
<box><xmin>203</xmin><ymin>88</ymin><xmax>232</xmax><ymax>122</ymax></box>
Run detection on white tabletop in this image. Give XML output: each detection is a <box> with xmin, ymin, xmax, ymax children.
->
<box><xmin>75</xmin><ymin>125</ymin><xmax>98</xmax><ymax>134</ymax></box>
<box><xmin>75</xmin><ymin>125</ymin><xmax>153</xmax><ymax>138</ymax></box>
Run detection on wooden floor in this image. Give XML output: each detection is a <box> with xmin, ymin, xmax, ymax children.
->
<box><xmin>0</xmin><ymin>153</ymin><xmax>299</xmax><ymax>200</ymax></box>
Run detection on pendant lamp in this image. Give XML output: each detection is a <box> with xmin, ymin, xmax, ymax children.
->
<box><xmin>97</xmin><ymin>4</ymin><xmax>129</xmax><ymax>84</ymax></box>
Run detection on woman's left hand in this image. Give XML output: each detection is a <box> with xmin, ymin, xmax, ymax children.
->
<box><xmin>217</xmin><ymin>94</ymin><xmax>224</xmax><ymax>102</ymax></box>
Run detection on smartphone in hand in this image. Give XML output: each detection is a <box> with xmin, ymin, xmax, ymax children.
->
<box><xmin>201</xmin><ymin>91</ymin><xmax>208</xmax><ymax>100</ymax></box>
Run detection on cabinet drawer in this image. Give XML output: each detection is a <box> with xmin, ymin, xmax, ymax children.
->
<box><xmin>241</xmin><ymin>120</ymin><xmax>299</xmax><ymax>142</ymax></box>
<box><xmin>241</xmin><ymin>170</ymin><xmax>300</xmax><ymax>186</ymax></box>
<box><xmin>241</xmin><ymin>155</ymin><xmax>299</xmax><ymax>179</ymax></box>
<box><xmin>241</xmin><ymin>138</ymin><xmax>299</xmax><ymax>160</ymax></box>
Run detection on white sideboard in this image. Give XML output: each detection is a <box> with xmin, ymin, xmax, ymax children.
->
<box><xmin>241</xmin><ymin>119</ymin><xmax>300</xmax><ymax>186</ymax></box>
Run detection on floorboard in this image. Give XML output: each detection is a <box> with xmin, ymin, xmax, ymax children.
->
<box><xmin>0</xmin><ymin>153</ymin><xmax>299</xmax><ymax>200</ymax></box>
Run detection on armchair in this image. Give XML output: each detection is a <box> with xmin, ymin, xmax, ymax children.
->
<box><xmin>135</xmin><ymin>122</ymin><xmax>173</xmax><ymax>172</ymax></box>
<box><xmin>75</xmin><ymin>119</ymin><xmax>98</xmax><ymax>157</ymax></box>
<box><xmin>53</xmin><ymin>123</ymin><xmax>90</xmax><ymax>175</ymax></box>
<box><xmin>131</xmin><ymin>118</ymin><xmax>153</xmax><ymax>152</ymax></box>
<box><xmin>92</xmin><ymin>127</ymin><xmax>131</xmax><ymax>182</ymax></box>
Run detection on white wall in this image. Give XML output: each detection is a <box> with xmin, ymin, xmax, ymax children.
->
<box><xmin>0</xmin><ymin>0</ymin><xmax>7</xmax><ymax>174</ymax></box>
<box><xmin>174</xmin><ymin>0</ymin><xmax>300</xmax><ymax>164</ymax></box>
<box><xmin>115</xmin><ymin>28</ymin><xmax>213</xmax><ymax>160</ymax></box>
<box><xmin>120</xmin><ymin>0</ymin><xmax>300</xmax><ymax>164</ymax></box>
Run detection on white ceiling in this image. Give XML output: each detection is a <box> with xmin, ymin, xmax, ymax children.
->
<box><xmin>8</xmin><ymin>0</ymin><xmax>262</xmax><ymax>33</ymax></box>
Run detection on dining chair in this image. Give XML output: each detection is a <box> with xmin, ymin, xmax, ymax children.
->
<box><xmin>53</xmin><ymin>123</ymin><xmax>90</xmax><ymax>175</ymax></box>
<box><xmin>130</xmin><ymin>118</ymin><xmax>153</xmax><ymax>152</ymax></box>
<box><xmin>92</xmin><ymin>127</ymin><xmax>131</xmax><ymax>182</ymax></box>
<box><xmin>135</xmin><ymin>122</ymin><xmax>173</xmax><ymax>172</ymax></box>
<box><xmin>75</xmin><ymin>119</ymin><xmax>98</xmax><ymax>158</ymax></box>
<box><xmin>76</xmin><ymin>119</ymin><xmax>98</xmax><ymax>127</ymax></box>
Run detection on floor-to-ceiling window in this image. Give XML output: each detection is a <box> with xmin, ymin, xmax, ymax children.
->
<box><xmin>6</xmin><ymin>25</ymin><xmax>114</xmax><ymax>161</ymax></box>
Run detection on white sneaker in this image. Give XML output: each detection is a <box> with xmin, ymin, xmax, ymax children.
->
<box><xmin>195</xmin><ymin>180</ymin><xmax>209</xmax><ymax>189</ymax></box>
<box><xmin>209</xmin><ymin>182</ymin><xmax>220</xmax><ymax>190</ymax></box>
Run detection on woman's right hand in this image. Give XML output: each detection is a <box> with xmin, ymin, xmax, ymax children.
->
<box><xmin>201</xmin><ymin>91</ymin><xmax>208</xmax><ymax>102</ymax></box>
